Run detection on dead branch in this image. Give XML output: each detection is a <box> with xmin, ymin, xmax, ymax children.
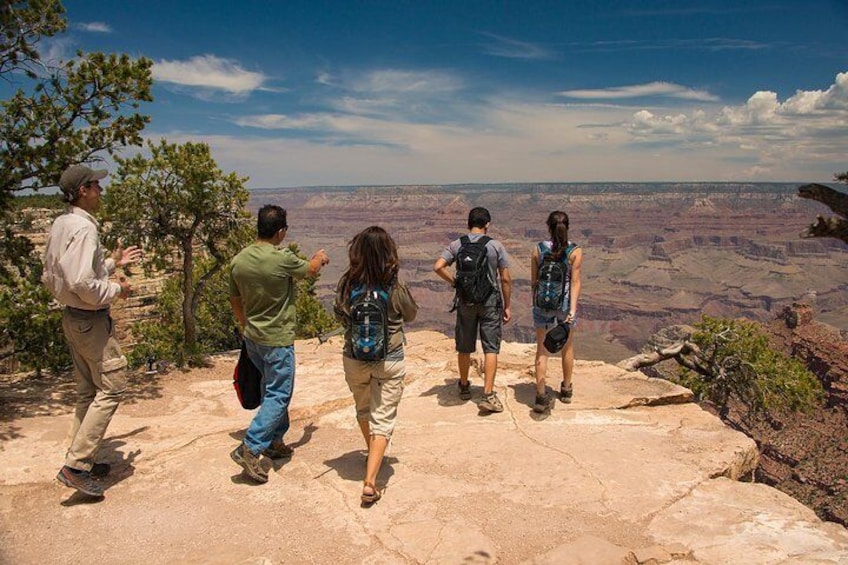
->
<box><xmin>618</xmin><ymin>341</ymin><xmax>693</xmax><ymax>371</ymax></box>
<box><xmin>798</xmin><ymin>183</ymin><xmax>848</xmax><ymax>219</ymax></box>
<box><xmin>797</xmin><ymin>183</ymin><xmax>848</xmax><ymax>244</ymax></box>
<box><xmin>799</xmin><ymin>215</ymin><xmax>848</xmax><ymax>245</ymax></box>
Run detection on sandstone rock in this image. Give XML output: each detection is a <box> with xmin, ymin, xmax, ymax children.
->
<box><xmin>1</xmin><ymin>331</ymin><xmax>845</xmax><ymax>564</ymax></box>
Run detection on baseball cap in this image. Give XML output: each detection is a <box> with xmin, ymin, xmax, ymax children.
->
<box><xmin>59</xmin><ymin>165</ymin><xmax>108</xmax><ymax>197</ymax></box>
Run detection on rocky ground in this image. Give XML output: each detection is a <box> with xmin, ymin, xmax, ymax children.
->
<box><xmin>640</xmin><ymin>304</ymin><xmax>848</xmax><ymax>527</ymax></box>
<box><xmin>2</xmin><ymin>331</ymin><xmax>847</xmax><ymax>564</ymax></box>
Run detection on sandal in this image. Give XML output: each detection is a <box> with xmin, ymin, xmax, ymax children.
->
<box><xmin>361</xmin><ymin>482</ymin><xmax>382</xmax><ymax>506</ymax></box>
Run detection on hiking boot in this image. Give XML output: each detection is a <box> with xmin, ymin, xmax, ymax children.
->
<box><xmin>57</xmin><ymin>466</ymin><xmax>104</xmax><ymax>497</ymax></box>
<box><xmin>262</xmin><ymin>441</ymin><xmax>293</xmax><ymax>460</ymax></box>
<box><xmin>560</xmin><ymin>382</ymin><xmax>573</xmax><ymax>404</ymax></box>
<box><xmin>90</xmin><ymin>462</ymin><xmax>111</xmax><ymax>478</ymax></box>
<box><xmin>458</xmin><ymin>380</ymin><xmax>471</xmax><ymax>401</ymax></box>
<box><xmin>533</xmin><ymin>393</ymin><xmax>551</xmax><ymax>413</ymax></box>
<box><xmin>479</xmin><ymin>392</ymin><xmax>504</xmax><ymax>413</ymax></box>
<box><xmin>230</xmin><ymin>444</ymin><xmax>269</xmax><ymax>483</ymax></box>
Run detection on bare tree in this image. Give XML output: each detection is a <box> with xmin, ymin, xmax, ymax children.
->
<box><xmin>798</xmin><ymin>173</ymin><xmax>848</xmax><ymax>244</ymax></box>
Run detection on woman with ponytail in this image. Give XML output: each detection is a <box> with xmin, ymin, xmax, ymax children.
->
<box><xmin>530</xmin><ymin>211</ymin><xmax>583</xmax><ymax>413</ymax></box>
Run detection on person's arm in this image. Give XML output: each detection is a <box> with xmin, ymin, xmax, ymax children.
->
<box><xmin>332</xmin><ymin>277</ymin><xmax>349</xmax><ymax>323</ymax></box>
<box><xmin>230</xmin><ymin>295</ymin><xmax>246</xmax><ymax>331</ymax></box>
<box><xmin>530</xmin><ymin>245</ymin><xmax>540</xmax><ymax>297</ymax></box>
<box><xmin>433</xmin><ymin>257</ymin><xmax>454</xmax><ymax>285</ymax></box>
<box><xmin>307</xmin><ymin>249</ymin><xmax>330</xmax><ymax>277</ymax></box>
<box><xmin>62</xmin><ymin>228</ymin><xmax>122</xmax><ymax>306</ymax></box>
<box><xmin>392</xmin><ymin>280</ymin><xmax>419</xmax><ymax>323</ymax></box>
<box><xmin>567</xmin><ymin>248</ymin><xmax>583</xmax><ymax>323</ymax></box>
<box><xmin>110</xmin><ymin>239</ymin><xmax>143</xmax><ymax>274</ymax></box>
<box><xmin>499</xmin><ymin>267</ymin><xmax>512</xmax><ymax>323</ymax></box>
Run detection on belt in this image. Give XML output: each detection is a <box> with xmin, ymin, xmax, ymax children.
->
<box><xmin>65</xmin><ymin>306</ymin><xmax>109</xmax><ymax>314</ymax></box>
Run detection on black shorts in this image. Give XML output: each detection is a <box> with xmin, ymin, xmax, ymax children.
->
<box><xmin>454</xmin><ymin>293</ymin><xmax>502</xmax><ymax>354</ymax></box>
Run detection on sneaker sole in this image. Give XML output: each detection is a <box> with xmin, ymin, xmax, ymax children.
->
<box><xmin>230</xmin><ymin>448</ymin><xmax>269</xmax><ymax>483</ymax></box>
<box><xmin>57</xmin><ymin>470</ymin><xmax>103</xmax><ymax>497</ymax></box>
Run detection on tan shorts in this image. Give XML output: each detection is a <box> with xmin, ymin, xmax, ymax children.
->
<box><xmin>343</xmin><ymin>356</ymin><xmax>405</xmax><ymax>438</ymax></box>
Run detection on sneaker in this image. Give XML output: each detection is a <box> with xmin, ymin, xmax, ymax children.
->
<box><xmin>262</xmin><ymin>441</ymin><xmax>293</xmax><ymax>459</ymax></box>
<box><xmin>458</xmin><ymin>380</ymin><xmax>471</xmax><ymax>401</ymax></box>
<box><xmin>90</xmin><ymin>462</ymin><xmax>112</xmax><ymax>478</ymax></box>
<box><xmin>230</xmin><ymin>444</ymin><xmax>269</xmax><ymax>483</ymax></box>
<box><xmin>57</xmin><ymin>466</ymin><xmax>104</xmax><ymax>497</ymax></box>
<box><xmin>560</xmin><ymin>382</ymin><xmax>573</xmax><ymax>404</ymax></box>
<box><xmin>479</xmin><ymin>392</ymin><xmax>504</xmax><ymax>413</ymax></box>
<box><xmin>533</xmin><ymin>393</ymin><xmax>551</xmax><ymax>413</ymax></box>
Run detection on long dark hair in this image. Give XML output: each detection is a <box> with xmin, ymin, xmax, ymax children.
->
<box><xmin>546</xmin><ymin>211</ymin><xmax>570</xmax><ymax>260</ymax></box>
<box><xmin>340</xmin><ymin>226</ymin><xmax>399</xmax><ymax>298</ymax></box>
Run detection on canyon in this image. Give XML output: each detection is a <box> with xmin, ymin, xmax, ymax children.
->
<box><xmin>249</xmin><ymin>182</ymin><xmax>848</xmax><ymax>362</ymax></box>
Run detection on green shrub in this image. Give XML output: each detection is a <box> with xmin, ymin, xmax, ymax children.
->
<box><xmin>676</xmin><ymin>316</ymin><xmax>824</xmax><ymax>414</ymax></box>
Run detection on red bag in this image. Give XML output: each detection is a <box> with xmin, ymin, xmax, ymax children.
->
<box><xmin>233</xmin><ymin>342</ymin><xmax>262</xmax><ymax>409</ymax></box>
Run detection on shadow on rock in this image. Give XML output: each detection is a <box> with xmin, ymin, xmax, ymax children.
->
<box><xmin>0</xmin><ymin>368</ymin><xmax>166</xmax><ymax>424</ymax></box>
<box><xmin>508</xmin><ymin>382</ymin><xmax>556</xmax><ymax>420</ymax></box>
<box><xmin>419</xmin><ymin>378</ymin><xmax>477</xmax><ymax>407</ymax></box>
<box><xmin>60</xmin><ymin>490</ymin><xmax>106</xmax><ymax>507</ymax></box>
<box><xmin>97</xmin><ymin>426</ymin><xmax>148</xmax><ymax>490</ymax></box>
<box><xmin>323</xmin><ymin>450</ymin><xmax>398</xmax><ymax>487</ymax></box>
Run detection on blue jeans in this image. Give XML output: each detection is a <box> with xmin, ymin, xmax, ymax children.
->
<box><xmin>243</xmin><ymin>338</ymin><xmax>295</xmax><ymax>455</ymax></box>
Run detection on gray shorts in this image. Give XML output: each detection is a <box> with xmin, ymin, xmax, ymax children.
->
<box><xmin>455</xmin><ymin>293</ymin><xmax>502</xmax><ymax>354</ymax></box>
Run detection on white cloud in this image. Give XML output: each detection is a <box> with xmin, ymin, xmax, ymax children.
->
<box><xmin>621</xmin><ymin>71</ymin><xmax>848</xmax><ymax>177</ymax></box>
<box><xmin>350</xmin><ymin>69</ymin><xmax>463</xmax><ymax>94</ymax></box>
<box><xmin>152</xmin><ymin>55</ymin><xmax>267</xmax><ymax>95</ymax></box>
<box><xmin>77</xmin><ymin>22</ymin><xmax>112</xmax><ymax>33</ymax></box>
<box><xmin>558</xmin><ymin>81</ymin><xmax>719</xmax><ymax>102</ymax></box>
<box><xmin>479</xmin><ymin>33</ymin><xmax>554</xmax><ymax>60</ymax></box>
<box><xmin>179</xmin><ymin>70</ymin><xmax>847</xmax><ymax>186</ymax></box>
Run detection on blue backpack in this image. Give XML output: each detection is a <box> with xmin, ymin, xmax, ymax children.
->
<box><xmin>349</xmin><ymin>284</ymin><xmax>390</xmax><ymax>361</ymax></box>
<box><xmin>534</xmin><ymin>242</ymin><xmax>577</xmax><ymax>311</ymax></box>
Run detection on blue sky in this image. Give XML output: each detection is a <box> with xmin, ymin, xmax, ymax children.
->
<box><xmin>40</xmin><ymin>1</ymin><xmax>848</xmax><ymax>186</ymax></box>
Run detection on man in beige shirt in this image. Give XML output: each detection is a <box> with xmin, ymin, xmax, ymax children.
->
<box><xmin>42</xmin><ymin>165</ymin><xmax>142</xmax><ymax>497</ymax></box>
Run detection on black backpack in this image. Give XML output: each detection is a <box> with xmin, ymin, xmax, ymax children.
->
<box><xmin>454</xmin><ymin>235</ymin><xmax>494</xmax><ymax>306</ymax></box>
<box><xmin>534</xmin><ymin>242</ymin><xmax>576</xmax><ymax>311</ymax></box>
<box><xmin>349</xmin><ymin>284</ymin><xmax>390</xmax><ymax>361</ymax></box>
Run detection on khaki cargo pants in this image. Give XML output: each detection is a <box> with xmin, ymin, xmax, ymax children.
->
<box><xmin>62</xmin><ymin>308</ymin><xmax>128</xmax><ymax>472</ymax></box>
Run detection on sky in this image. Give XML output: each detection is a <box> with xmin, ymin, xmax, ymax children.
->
<box><xmin>33</xmin><ymin>1</ymin><xmax>848</xmax><ymax>187</ymax></box>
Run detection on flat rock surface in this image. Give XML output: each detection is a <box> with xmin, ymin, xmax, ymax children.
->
<box><xmin>1</xmin><ymin>331</ymin><xmax>846</xmax><ymax>564</ymax></box>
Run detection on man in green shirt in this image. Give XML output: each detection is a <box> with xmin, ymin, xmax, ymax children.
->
<box><xmin>229</xmin><ymin>204</ymin><xmax>329</xmax><ymax>483</ymax></box>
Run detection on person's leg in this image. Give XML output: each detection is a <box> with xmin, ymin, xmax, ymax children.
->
<box><xmin>458</xmin><ymin>352</ymin><xmax>471</xmax><ymax>384</ymax></box>
<box><xmin>483</xmin><ymin>353</ymin><xmax>498</xmax><ymax>394</ymax></box>
<box><xmin>363</xmin><ymin>436</ymin><xmax>389</xmax><ymax>494</ymax></box>
<box><xmin>343</xmin><ymin>356</ymin><xmax>374</xmax><ymax>450</ymax></box>
<box><xmin>455</xmin><ymin>305</ymin><xmax>477</xmax><ymax>386</ymax></box>
<box><xmin>243</xmin><ymin>342</ymin><xmax>295</xmax><ymax>455</ymax></box>
<box><xmin>63</xmin><ymin>326</ymin><xmax>97</xmax><ymax>454</ymax></box>
<box><xmin>534</xmin><ymin>328</ymin><xmax>548</xmax><ymax>396</ymax></box>
<box><xmin>478</xmin><ymin>298</ymin><xmax>503</xmax><ymax>403</ymax></box>
<box><xmin>358</xmin><ymin>421</ymin><xmax>372</xmax><ymax>449</ymax></box>
<box><xmin>63</xmin><ymin>312</ymin><xmax>126</xmax><ymax>472</ymax></box>
<box><xmin>362</xmin><ymin>360</ymin><xmax>405</xmax><ymax>503</ymax></box>
<box><xmin>561</xmin><ymin>331</ymin><xmax>575</xmax><ymax>391</ymax></box>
